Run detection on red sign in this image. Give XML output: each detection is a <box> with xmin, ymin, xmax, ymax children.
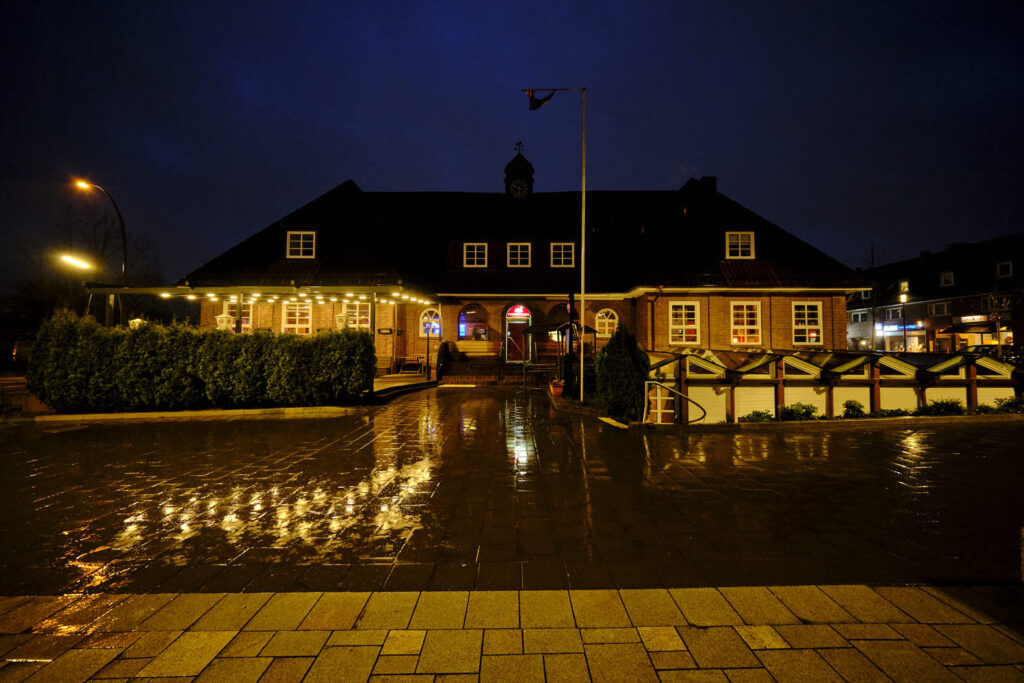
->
<box><xmin>507</xmin><ymin>305</ymin><xmax>531</xmax><ymax>319</ymax></box>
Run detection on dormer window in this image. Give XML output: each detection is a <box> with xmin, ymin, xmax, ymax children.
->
<box><xmin>997</xmin><ymin>261</ymin><xmax>1013</xmax><ymax>278</ymax></box>
<box><xmin>725</xmin><ymin>232</ymin><xmax>754</xmax><ymax>259</ymax></box>
<box><xmin>939</xmin><ymin>271</ymin><xmax>954</xmax><ymax>287</ymax></box>
<box><xmin>286</xmin><ymin>231</ymin><xmax>316</xmax><ymax>259</ymax></box>
<box><xmin>551</xmin><ymin>243</ymin><xmax>575</xmax><ymax>267</ymax></box>
<box><xmin>463</xmin><ymin>243</ymin><xmax>487</xmax><ymax>267</ymax></box>
<box><xmin>507</xmin><ymin>243</ymin><xmax>531</xmax><ymax>267</ymax></box>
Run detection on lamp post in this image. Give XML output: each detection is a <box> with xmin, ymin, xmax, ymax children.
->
<box><xmin>899</xmin><ymin>292</ymin><xmax>908</xmax><ymax>352</ymax></box>
<box><xmin>75</xmin><ymin>180</ymin><xmax>128</xmax><ymax>325</ymax></box>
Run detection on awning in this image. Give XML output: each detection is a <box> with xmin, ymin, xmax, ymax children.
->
<box><xmin>939</xmin><ymin>322</ymin><xmax>997</xmax><ymax>334</ymax></box>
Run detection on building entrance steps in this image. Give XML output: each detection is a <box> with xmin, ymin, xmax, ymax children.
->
<box><xmin>0</xmin><ymin>585</ymin><xmax>1021</xmax><ymax>681</ymax></box>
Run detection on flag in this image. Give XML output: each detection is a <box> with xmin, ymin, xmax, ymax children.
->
<box><xmin>526</xmin><ymin>89</ymin><xmax>555</xmax><ymax>110</ymax></box>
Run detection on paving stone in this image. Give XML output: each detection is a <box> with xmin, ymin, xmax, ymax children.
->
<box><xmin>258</xmin><ymin>655</ymin><xmax>314</xmax><ymax>682</ymax></box>
<box><xmin>4</xmin><ymin>634</ymin><xmax>85</xmax><ymax>661</ymax></box>
<box><xmin>874</xmin><ymin>586</ymin><xmax>974</xmax><ymax>624</ymax></box>
<box><xmin>76</xmin><ymin>631</ymin><xmax>142</xmax><ymax>649</ymax></box>
<box><xmin>951</xmin><ymin>664</ymin><xmax>1024</xmax><ymax>681</ymax></box>
<box><xmin>39</xmin><ymin>594</ymin><xmax>129</xmax><ymax>634</ymax></box>
<box><xmin>853</xmin><ymin>639</ymin><xmax>962</xmax><ymax>681</ymax></box>
<box><xmin>668</xmin><ymin>588</ymin><xmax>743</xmax><ymax>626</ymax></box>
<box><xmin>580</xmin><ymin>627</ymin><xmax>640</xmax><ymax>643</ymax></box>
<box><xmin>656</xmin><ymin>670</ymin><xmax>728</xmax><ymax>682</ymax></box>
<box><xmin>219</xmin><ymin>631</ymin><xmax>273</xmax><ymax>657</ymax></box>
<box><xmin>816</xmin><ymin>647</ymin><xmax>889</xmax><ymax>682</ymax></box>
<box><xmin>923</xmin><ymin>646</ymin><xmax>984</xmax><ymax>666</ymax></box>
<box><xmin>0</xmin><ymin>596</ymin><xmax>80</xmax><ymax>634</ymax></box>
<box><xmin>892</xmin><ymin>622</ymin><xmax>955</xmax><ymax>647</ymax></box>
<box><xmin>93</xmin><ymin>656</ymin><xmax>150</xmax><ymax>678</ymax></box>
<box><xmin>91</xmin><ymin>594</ymin><xmax>176</xmax><ymax>632</ymax></box>
<box><xmin>718</xmin><ymin>587</ymin><xmax>799</xmax><ymax>625</ymax></box>
<box><xmin>756</xmin><ymin>649</ymin><xmax>843</xmax><ymax>681</ymax></box>
<box><xmin>818</xmin><ymin>586</ymin><xmax>911</xmax><ymax>623</ymax></box>
<box><xmin>832</xmin><ymin>623</ymin><xmax>901</xmax><ymax>640</ymax></box>
<box><xmin>773</xmin><ymin>624</ymin><xmax>849</xmax><ymax>649</ymax></box>
<box><xmin>194</xmin><ymin>656</ymin><xmax>272</xmax><ymax>682</ymax></box>
<box><xmin>649</xmin><ymin>651</ymin><xmax>697</xmax><ymax>669</ymax></box>
<box><xmin>22</xmin><ymin>647</ymin><xmax>118</xmax><ymax>682</ymax></box>
<box><xmin>721</xmin><ymin>669</ymin><xmax>775</xmax><ymax>682</ymax></box>
<box><xmin>584</xmin><ymin>642</ymin><xmax>659</xmax><ymax>682</ymax></box>
<box><xmin>637</xmin><ymin>626</ymin><xmax>686</xmax><ymax>651</ymax></box>
<box><xmin>259</xmin><ymin>630</ymin><xmax>329</xmax><ymax>657</ymax></box>
<box><xmin>465</xmin><ymin>592</ymin><xmax>519</xmax><ymax>629</ymax></box>
<box><xmin>136</xmin><ymin>630</ymin><xmax>235</xmax><ymax>677</ymax></box>
<box><xmin>409</xmin><ymin>591</ymin><xmax>468</xmax><ymax>629</ymax></box>
<box><xmin>373</xmin><ymin>654</ymin><xmax>419</xmax><ymax>674</ymax></box>
<box><xmin>0</xmin><ymin>597</ymin><xmax>32</xmax><ymax>617</ymax></box>
<box><xmin>122</xmin><ymin>630</ymin><xmax>183</xmax><ymax>658</ymax></box>
<box><xmin>416</xmin><ymin>629</ymin><xmax>482</xmax><ymax>674</ymax></box>
<box><xmin>356</xmin><ymin>593</ymin><xmax>419</xmax><ymax>630</ymax></box>
<box><xmin>0</xmin><ymin>661</ymin><xmax>44</xmax><ymax>681</ymax></box>
<box><xmin>934</xmin><ymin>623</ymin><xmax>1024</xmax><ymax>664</ymax></box>
<box><xmin>543</xmin><ymin>653</ymin><xmax>590</xmax><ymax>682</ymax></box>
<box><xmin>298</xmin><ymin>592</ymin><xmax>370</xmax><ymax>630</ymax></box>
<box><xmin>381</xmin><ymin>629</ymin><xmax>426</xmax><ymax>655</ymax></box>
<box><xmin>520</xmin><ymin>591</ymin><xmax>574</xmax><ymax>628</ymax></box>
<box><xmin>305</xmin><ymin>645</ymin><xmax>379</xmax><ymax>682</ymax></box>
<box><xmin>479</xmin><ymin>654</ymin><xmax>544</xmax><ymax>682</ymax></box>
<box><xmin>244</xmin><ymin>593</ymin><xmax>321</xmax><ymax>631</ymax></box>
<box><xmin>619</xmin><ymin>589</ymin><xmax>686</xmax><ymax>626</ymax></box>
<box><xmin>768</xmin><ymin>585</ymin><xmax>855</xmax><ymax>624</ymax></box>
<box><xmin>569</xmin><ymin>590</ymin><xmax>631</xmax><ymax>628</ymax></box>
<box><xmin>191</xmin><ymin>593</ymin><xmax>272</xmax><ymax>631</ymax></box>
<box><xmin>483</xmin><ymin>629</ymin><xmax>522</xmax><ymax>654</ymax></box>
<box><xmin>922</xmin><ymin>586</ymin><xmax>1009</xmax><ymax>624</ymax></box>
<box><xmin>0</xmin><ymin>634</ymin><xmax>33</xmax><ymax>657</ymax></box>
<box><xmin>137</xmin><ymin>593</ymin><xmax>225</xmax><ymax>631</ymax></box>
<box><xmin>327</xmin><ymin>630</ymin><xmax>389</xmax><ymax>646</ymax></box>
<box><xmin>733</xmin><ymin>625</ymin><xmax>788</xmax><ymax>650</ymax></box>
<box><xmin>522</xmin><ymin>628</ymin><xmax>583</xmax><ymax>654</ymax></box>
<box><xmin>676</xmin><ymin>627</ymin><xmax>760</xmax><ymax>669</ymax></box>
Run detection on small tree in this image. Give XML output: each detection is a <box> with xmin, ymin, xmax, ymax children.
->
<box><xmin>595</xmin><ymin>325</ymin><xmax>649</xmax><ymax>421</ymax></box>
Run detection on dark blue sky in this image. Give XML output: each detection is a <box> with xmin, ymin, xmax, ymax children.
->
<box><xmin>2</xmin><ymin>1</ymin><xmax>1022</xmax><ymax>286</ymax></box>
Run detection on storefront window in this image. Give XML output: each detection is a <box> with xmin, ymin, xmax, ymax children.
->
<box><xmin>458</xmin><ymin>305</ymin><xmax>488</xmax><ymax>340</ymax></box>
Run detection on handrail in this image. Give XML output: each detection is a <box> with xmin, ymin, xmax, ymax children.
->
<box><xmin>643</xmin><ymin>380</ymin><xmax>707</xmax><ymax>425</ymax></box>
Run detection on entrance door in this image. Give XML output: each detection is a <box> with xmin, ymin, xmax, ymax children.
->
<box><xmin>505</xmin><ymin>304</ymin><xmax>532</xmax><ymax>362</ymax></box>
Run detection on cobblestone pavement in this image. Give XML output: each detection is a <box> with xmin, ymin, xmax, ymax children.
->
<box><xmin>0</xmin><ymin>585</ymin><xmax>1022</xmax><ymax>681</ymax></box>
<box><xmin>1</xmin><ymin>387</ymin><xmax>1023</xmax><ymax>595</ymax></box>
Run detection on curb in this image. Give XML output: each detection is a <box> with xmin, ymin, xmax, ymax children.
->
<box><xmin>9</xmin><ymin>405</ymin><xmax>368</xmax><ymax>425</ymax></box>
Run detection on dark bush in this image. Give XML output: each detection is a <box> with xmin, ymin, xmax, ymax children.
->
<box><xmin>969</xmin><ymin>403</ymin><xmax>996</xmax><ymax>414</ymax></box>
<box><xmin>595</xmin><ymin>325</ymin><xmax>649</xmax><ymax>421</ymax></box>
<box><xmin>739</xmin><ymin>409</ymin><xmax>774</xmax><ymax>422</ymax></box>
<box><xmin>995</xmin><ymin>396</ymin><xmax>1024</xmax><ymax>414</ymax></box>
<box><xmin>868</xmin><ymin>408</ymin><xmax>912</xmax><ymax>418</ymax></box>
<box><xmin>916</xmin><ymin>398</ymin><xmax>964</xmax><ymax>416</ymax></box>
<box><xmin>780</xmin><ymin>402</ymin><xmax>818</xmax><ymax>421</ymax></box>
<box><xmin>842</xmin><ymin>399</ymin><xmax>866</xmax><ymax>418</ymax></box>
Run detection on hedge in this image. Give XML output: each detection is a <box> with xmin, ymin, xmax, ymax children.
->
<box><xmin>27</xmin><ymin>312</ymin><xmax>376</xmax><ymax>413</ymax></box>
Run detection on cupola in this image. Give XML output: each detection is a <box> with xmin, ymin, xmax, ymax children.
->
<box><xmin>504</xmin><ymin>143</ymin><xmax>534</xmax><ymax>197</ymax></box>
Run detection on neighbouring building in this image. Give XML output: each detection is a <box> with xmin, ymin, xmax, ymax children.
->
<box><xmin>847</xmin><ymin>234</ymin><xmax>1023</xmax><ymax>353</ymax></box>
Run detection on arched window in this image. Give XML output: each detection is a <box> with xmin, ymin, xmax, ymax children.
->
<box><xmin>596</xmin><ymin>308</ymin><xmax>619</xmax><ymax>336</ymax></box>
<box><xmin>458</xmin><ymin>305</ymin><xmax>488</xmax><ymax>340</ymax></box>
<box><xmin>419</xmin><ymin>308</ymin><xmax>441</xmax><ymax>337</ymax></box>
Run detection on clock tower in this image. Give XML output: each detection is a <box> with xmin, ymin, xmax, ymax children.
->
<box><xmin>504</xmin><ymin>143</ymin><xmax>534</xmax><ymax>197</ymax></box>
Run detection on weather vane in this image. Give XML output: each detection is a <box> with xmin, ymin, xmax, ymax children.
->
<box><xmin>514</xmin><ymin>141</ymin><xmax>524</xmax><ymax>154</ymax></box>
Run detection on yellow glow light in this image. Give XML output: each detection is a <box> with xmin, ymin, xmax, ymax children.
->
<box><xmin>160</xmin><ymin>293</ymin><xmax>171</xmax><ymax>299</ymax></box>
<box><xmin>345</xmin><ymin>292</ymin><xmax>354</xmax><ymax>297</ymax></box>
<box><xmin>358</xmin><ymin>295</ymin><xmax>367</xmax><ymax>300</ymax></box>
<box><xmin>59</xmin><ymin>254</ymin><xmax>94</xmax><ymax>270</ymax></box>
<box><xmin>74</xmin><ymin>180</ymin><xmax>92</xmax><ymax>190</ymax></box>
<box><xmin>391</xmin><ymin>291</ymin><xmax>400</xmax><ymax>297</ymax></box>
<box><xmin>186</xmin><ymin>295</ymin><xmax>197</xmax><ymax>300</ymax></box>
<box><xmin>206</xmin><ymin>292</ymin><xmax>216</xmax><ymax>298</ymax></box>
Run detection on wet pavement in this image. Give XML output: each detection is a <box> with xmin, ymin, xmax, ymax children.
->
<box><xmin>1</xmin><ymin>387</ymin><xmax>1023</xmax><ymax>595</ymax></box>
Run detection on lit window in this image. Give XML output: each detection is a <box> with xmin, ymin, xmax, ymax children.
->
<box><xmin>595</xmin><ymin>308</ymin><xmax>619</xmax><ymax>337</ymax></box>
<box><xmin>793</xmin><ymin>302</ymin><xmax>822</xmax><ymax>345</ymax></box>
<box><xmin>340</xmin><ymin>302</ymin><xmax>370</xmax><ymax>330</ymax></box>
<box><xmin>730</xmin><ymin>302</ymin><xmax>760</xmax><ymax>345</ymax></box>
<box><xmin>928</xmin><ymin>302</ymin><xmax>950</xmax><ymax>316</ymax></box>
<box><xmin>286</xmin><ymin>231</ymin><xmax>316</xmax><ymax>259</ymax></box>
<box><xmin>725</xmin><ymin>232</ymin><xmax>754</xmax><ymax>259</ymax></box>
<box><xmin>899</xmin><ymin>280</ymin><xmax>909</xmax><ymax>293</ymax></box>
<box><xmin>551</xmin><ymin>243</ymin><xmax>575</xmax><ymax>267</ymax></box>
<box><xmin>507</xmin><ymin>243</ymin><xmax>531</xmax><ymax>267</ymax></box>
<box><xmin>939</xmin><ymin>271</ymin><xmax>954</xmax><ymax>287</ymax></box>
<box><xmin>419</xmin><ymin>308</ymin><xmax>441</xmax><ymax>337</ymax></box>
<box><xmin>224</xmin><ymin>301</ymin><xmax>252</xmax><ymax>331</ymax></box>
<box><xmin>669</xmin><ymin>302</ymin><xmax>699</xmax><ymax>345</ymax></box>
<box><xmin>997</xmin><ymin>261</ymin><xmax>1013</xmax><ymax>278</ymax></box>
<box><xmin>283</xmin><ymin>303</ymin><xmax>311</xmax><ymax>334</ymax></box>
<box><xmin>463</xmin><ymin>243</ymin><xmax>487</xmax><ymax>267</ymax></box>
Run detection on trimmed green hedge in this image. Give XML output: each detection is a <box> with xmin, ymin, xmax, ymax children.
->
<box><xmin>28</xmin><ymin>312</ymin><xmax>376</xmax><ymax>413</ymax></box>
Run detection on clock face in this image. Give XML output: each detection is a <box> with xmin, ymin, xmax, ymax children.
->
<box><xmin>509</xmin><ymin>179</ymin><xmax>529</xmax><ymax>198</ymax></box>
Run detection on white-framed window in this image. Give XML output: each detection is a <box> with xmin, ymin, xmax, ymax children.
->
<box><xmin>885</xmin><ymin>307</ymin><xmax>902</xmax><ymax>320</ymax></box>
<box><xmin>725</xmin><ymin>232</ymin><xmax>755</xmax><ymax>259</ymax></box>
<box><xmin>419</xmin><ymin>308</ymin><xmax>441</xmax><ymax>337</ymax></box>
<box><xmin>997</xmin><ymin>261</ymin><xmax>1013</xmax><ymax>278</ymax></box>
<box><xmin>668</xmin><ymin>302</ymin><xmax>699</xmax><ymax>345</ymax></box>
<box><xmin>283</xmin><ymin>302</ymin><xmax>312</xmax><ymax>334</ymax></box>
<box><xmin>340</xmin><ymin>302</ymin><xmax>371</xmax><ymax>330</ymax></box>
<box><xmin>850</xmin><ymin>311</ymin><xmax>868</xmax><ymax>323</ymax></box>
<box><xmin>730</xmin><ymin>302</ymin><xmax>761</xmax><ymax>345</ymax></box>
<box><xmin>463</xmin><ymin>243</ymin><xmax>487</xmax><ymax>268</ymax></box>
<box><xmin>551</xmin><ymin>242</ymin><xmax>575</xmax><ymax>267</ymax></box>
<box><xmin>939</xmin><ymin>271</ymin><xmax>954</xmax><ymax>287</ymax></box>
<box><xmin>286</xmin><ymin>231</ymin><xmax>316</xmax><ymax>259</ymax></box>
<box><xmin>595</xmin><ymin>308</ymin><xmax>619</xmax><ymax>337</ymax></box>
<box><xmin>792</xmin><ymin>302</ymin><xmax>823</xmax><ymax>345</ymax></box>
<box><xmin>928</xmin><ymin>302</ymin><xmax>951</xmax><ymax>316</ymax></box>
<box><xmin>860</xmin><ymin>290</ymin><xmax>871</xmax><ymax>300</ymax></box>
<box><xmin>899</xmin><ymin>280</ymin><xmax>909</xmax><ymax>293</ymax></box>
<box><xmin>224</xmin><ymin>301</ymin><xmax>253</xmax><ymax>331</ymax></box>
<box><xmin>507</xmin><ymin>243</ymin><xmax>531</xmax><ymax>268</ymax></box>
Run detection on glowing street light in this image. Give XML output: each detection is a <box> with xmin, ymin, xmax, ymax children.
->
<box><xmin>73</xmin><ymin>179</ymin><xmax>128</xmax><ymax>285</ymax></box>
<box><xmin>59</xmin><ymin>253</ymin><xmax>95</xmax><ymax>270</ymax></box>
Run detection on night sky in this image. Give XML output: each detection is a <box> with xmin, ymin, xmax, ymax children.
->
<box><xmin>2</xmin><ymin>1</ymin><xmax>1022</xmax><ymax>290</ymax></box>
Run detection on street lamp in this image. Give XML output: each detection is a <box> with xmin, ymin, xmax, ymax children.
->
<box><xmin>58</xmin><ymin>253</ymin><xmax>95</xmax><ymax>271</ymax></box>
<box><xmin>74</xmin><ymin>180</ymin><xmax>128</xmax><ymax>285</ymax></box>
<box><xmin>899</xmin><ymin>292</ymin><xmax>908</xmax><ymax>352</ymax></box>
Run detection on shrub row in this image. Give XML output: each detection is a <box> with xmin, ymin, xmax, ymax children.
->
<box><xmin>27</xmin><ymin>312</ymin><xmax>376</xmax><ymax>413</ymax></box>
<box><xmin>740</xmin><ymin>396</ymin><xmax>1024</xmax><ymax>422</ymax></box>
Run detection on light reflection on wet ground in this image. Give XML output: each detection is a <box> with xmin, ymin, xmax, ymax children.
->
<box><xmin>1</xmin><ymin>387</ymin><xmax>1022</xmax><ymax>594</ymax></box>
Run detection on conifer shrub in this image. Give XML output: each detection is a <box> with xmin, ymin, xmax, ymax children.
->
<box><xmin>594</xmin><ymin>325</ymin><xmax>649</xmax><ymax>421</ymax></box>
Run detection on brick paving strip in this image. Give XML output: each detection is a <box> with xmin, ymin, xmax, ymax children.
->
<box><xmin>0</xmin><ymin>586</ymin><xmax>1022</xmax><ymax>681</ymax></box>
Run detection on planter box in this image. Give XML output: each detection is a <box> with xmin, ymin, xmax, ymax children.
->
<box><xmin>549</xmin><ymin>381</ymin><xmax>564</xmax><ymax>397</ymax></box>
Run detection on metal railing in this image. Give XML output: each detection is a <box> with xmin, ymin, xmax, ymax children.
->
<box><xmin>643</xmin><ymin>380</ymin><xmax>707</xmax><ymax>425</ymax></box>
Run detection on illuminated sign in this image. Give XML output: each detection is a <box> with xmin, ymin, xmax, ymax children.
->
<box><xmin>960</xmin><ymin>315</ymin><xmax>988</xmax><ymax>323</ymax></box>
<box><xmin>507</xmin><ymin>304</ymin><xmax>531</xmax><ymax>319</ymax></box>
